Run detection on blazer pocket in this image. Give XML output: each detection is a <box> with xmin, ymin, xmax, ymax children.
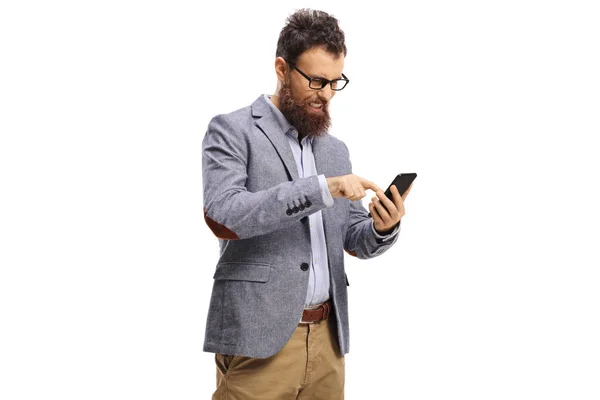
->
<box><xmin>212</xmin><ymin>262</ymin><xmax>272</xmax><ymax>345</ymax></box>
<box><xmin>213</xmin><ymin>262</ymin><xmax>271</xmax><ymax>283</ymax></box>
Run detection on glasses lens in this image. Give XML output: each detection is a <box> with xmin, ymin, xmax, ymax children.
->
<box><xmin>309</xmin><ymin>79</ymin><xmax>325</xmax><ymax>90</ymax></box>
<box><xmin>332</xmin><ymin>80</ymin><xmax>348</xmax><ymax>91</ymax></box>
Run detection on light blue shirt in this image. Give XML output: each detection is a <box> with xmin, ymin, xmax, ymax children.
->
<box><xmin>264</xmin><ymin>94</ymin><xmax>399</xmax><ymax>309</ymax></box>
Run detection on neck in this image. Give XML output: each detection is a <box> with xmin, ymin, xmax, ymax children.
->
<box><xmin>270</xmin><ymin>93</ymin><xmax>281</xmax><ymax>111</ymax></box>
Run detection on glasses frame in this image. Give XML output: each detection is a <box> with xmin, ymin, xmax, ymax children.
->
<box><xmin>286</xmin><ymin>61</ymin><xmax>350</xmax><ymax>91</ymax></box>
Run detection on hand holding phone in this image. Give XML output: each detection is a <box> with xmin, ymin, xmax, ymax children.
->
<box><xmin>367</xmin><ymin>173</ymin><xmax>416</xmax><ymax>217</ymax></box>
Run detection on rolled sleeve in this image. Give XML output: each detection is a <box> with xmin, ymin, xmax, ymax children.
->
<box><xmin>371</xmin><ymin>220</ymin><xmax>400</xmax><ymax>243</ymax></box>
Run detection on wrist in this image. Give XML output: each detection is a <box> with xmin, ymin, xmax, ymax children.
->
<box><xmin>326</xmin><ymin>177</ymin><xmax>338</xmax><ymax>196</ymax></box>
<box><xmin>375</xmin><ymin>222</ymin><xmax>399</xmax><ymax>236</ymax></box>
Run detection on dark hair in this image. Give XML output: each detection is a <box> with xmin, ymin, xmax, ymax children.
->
<box><xmin>275</xmin><ymin>8</ymin><xmax>347</xmax><ymax>66</ymax></box>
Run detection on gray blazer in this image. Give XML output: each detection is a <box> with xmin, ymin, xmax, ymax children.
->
<box><xmin>202</xmin><ymin>94</ymin><xmax>400</xmax><ymax>359</ymax></box>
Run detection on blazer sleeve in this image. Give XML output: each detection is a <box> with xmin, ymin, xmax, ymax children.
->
<box><xmin>342</xmin><ymin>143</ymin><xmax>400</xmax><ymax>259</ymax></box>
<box><xmin>202</xmin><ymin>114</ymin><xmax>332</xmax><ymax>240</ymax></box>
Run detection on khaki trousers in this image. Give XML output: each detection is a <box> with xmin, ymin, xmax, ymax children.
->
<box><xmin>212</xmin><ymin>315</ymin><xmax>345</xmax><ymax>399</ymax></box>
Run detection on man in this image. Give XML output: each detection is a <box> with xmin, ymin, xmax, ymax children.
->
<box><xmin>202</xmin><ymin>8</ymin><xmax>411</xmax><ymax>399</ymax></box>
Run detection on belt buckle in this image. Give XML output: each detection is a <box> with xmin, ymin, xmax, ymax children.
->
<box><xmin>301</xmin><ymin>301</ymin><xmax>331</xmax><ymax>323</ymax></box>
<box><xmin>300</xmin><ymin>313</ymin><xmax>315</xmax><ymax>324</ymax></box>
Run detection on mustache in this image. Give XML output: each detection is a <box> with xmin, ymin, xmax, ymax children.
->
<box><xmin>305</xmin><ymin>98</ymin><xmax>327</xmax><ymax>106</ymax></box>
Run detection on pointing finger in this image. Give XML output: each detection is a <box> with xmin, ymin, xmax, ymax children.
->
<box><xmin>359</xmin><ymin>177</ymin><xmax>382</xmax><ymax>193</ymax></box>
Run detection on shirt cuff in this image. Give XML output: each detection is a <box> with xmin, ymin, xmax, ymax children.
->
<box><xmin>317</xmin><ymin>174</ymin><xmax>334</xmax><ymax>207</ymax></box>
<box><xmin>371</xmin><ymin>220</ymin><xmax>400</xmax><ymax>242</ymax></box>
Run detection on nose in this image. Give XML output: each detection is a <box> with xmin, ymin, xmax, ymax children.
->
<box><xmin>318</xmin><ymin>85</ymin><xmax>334</xmax><ymax>102</ymax></box>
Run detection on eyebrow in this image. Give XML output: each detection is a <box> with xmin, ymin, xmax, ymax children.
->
<box><xmin>311</xmin><ymin>73</ymin><xmax>343</xmax><ymax>80</ymax></box>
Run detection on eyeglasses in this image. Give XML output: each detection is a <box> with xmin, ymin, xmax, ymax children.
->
<box><xmin>287</xmin><ymin>61</ymin><xmax>350</xmax><ymax>91</ymax></box>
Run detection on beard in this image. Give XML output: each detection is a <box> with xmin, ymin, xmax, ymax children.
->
<box><xmin>277</xmin><ymin>82</ymin><xmax>331</xmax><ymax>139</ymax></box>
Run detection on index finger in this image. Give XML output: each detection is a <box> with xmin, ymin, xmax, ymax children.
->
<box><xmin>358</xmin><ymin>177</ymin><xmax>382</xmax><ymax>193</ymax></box>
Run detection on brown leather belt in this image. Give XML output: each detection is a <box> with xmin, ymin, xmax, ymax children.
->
<box><xmin>301</xmin><ymin>300</ymin><xmax>333</xmax><ymax>323</ymax></box>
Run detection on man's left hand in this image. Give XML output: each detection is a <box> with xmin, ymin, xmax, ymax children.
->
<box><xmin>369</xmin><ymin>184</ymin><xmax>412</xmax><ymax>235</ymax></box>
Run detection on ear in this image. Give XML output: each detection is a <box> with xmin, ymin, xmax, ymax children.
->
<box><xmin>274</xmin><ymin>57</ymin><xmax>289</xmax><ymax>83</ymax></box>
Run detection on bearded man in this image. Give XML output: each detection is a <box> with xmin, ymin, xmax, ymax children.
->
<box><xmin>202</xmin><ymin>8</ymin><xmax>411</xmax><ymax>399</ymax></box>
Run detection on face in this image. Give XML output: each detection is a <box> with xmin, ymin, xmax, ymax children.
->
<box><xmin>275</xmin><ymin>47</ymin><xmax>345</xmax><ymax>138</ymax></box>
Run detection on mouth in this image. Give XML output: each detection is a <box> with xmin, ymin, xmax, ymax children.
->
<box><xmin>308</xmin><ymin>102</ymin><xmax>324</xmax><ymax>112</ymax></box>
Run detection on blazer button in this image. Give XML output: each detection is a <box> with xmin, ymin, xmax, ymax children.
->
<box><xmin>300</xmin><ymin>262</ymin><xmax>309</xmax><ymax>271</ymax></box>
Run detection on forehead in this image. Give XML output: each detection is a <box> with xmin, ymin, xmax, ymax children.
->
<box><xmin>296</xmin><ymin>47</ymin><xmax>345</xmax><ymax>78</ymax></box>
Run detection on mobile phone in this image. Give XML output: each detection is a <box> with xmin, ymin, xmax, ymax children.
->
<box><xmin>367</xmin><ymin>173</ymin><xmax>417</xmax><ymax>217</ymax></box>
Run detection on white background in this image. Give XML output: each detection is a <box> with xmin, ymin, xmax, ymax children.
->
<box><xmin>1</xmin><ymin>0</ymin><xmax>599</xmax><ymax>399</ymax></box>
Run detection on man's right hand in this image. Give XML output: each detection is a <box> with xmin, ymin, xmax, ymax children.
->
<box><xmin>326</xmin><ymin>174</ymin><xmax>382</xmax><ymax>201</ymax></box>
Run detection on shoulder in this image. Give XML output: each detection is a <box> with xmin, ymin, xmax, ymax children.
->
<box><xmin>204</xmin><ymin>98</ymin><xmax>260</xmax><ymax>148</ymax></box>
<box><xmin>207</xmin><ymin>94</ymin><xmax>267</xmax><ymax>129</ymax></box>
<box><xmin>207</xmin><ymin>103</ymin><xmax>253</xmax><ymax>133</ymax></box>
<box><xmin>203</xmin><ymin>102</ymin><xmax>256</xmax><ymax>158</ymax></box>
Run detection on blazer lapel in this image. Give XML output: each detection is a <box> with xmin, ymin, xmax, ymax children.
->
<box><xmin>311</xmin><ymin>133</ymin><xmax>340</xmax><ymax>279</ymax></box>
<box><xmin>311</xmin><ymin>134</ymin><xmax>333</xmax><ymax>177</ymax></box>
<box><xmin>252</xmin><ymin>95</ymin><xmax>299</xmax><ymax>181</ymax></box>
